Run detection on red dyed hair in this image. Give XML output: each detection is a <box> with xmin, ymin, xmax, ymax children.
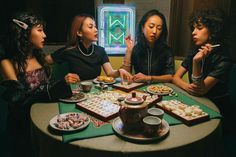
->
<box><xmin>66</xmin><ymin>14</ymin><xmax>94</xmax><ymax>47</ymax></box>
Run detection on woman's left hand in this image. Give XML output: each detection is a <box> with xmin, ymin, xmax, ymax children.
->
<box><xmin>133</xmin><ymin>72</ymin><xmax>150</xmax><ymax>82</ymax></box>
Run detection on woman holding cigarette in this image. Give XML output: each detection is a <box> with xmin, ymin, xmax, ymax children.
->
<box><xmin>173</xmin><ymin>9</ymin><xmax>233</xmax><ymax>135</ymax></box>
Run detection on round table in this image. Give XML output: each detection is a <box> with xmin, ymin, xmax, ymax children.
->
<box><xmin>30</xmin><ymin>83</ymin><xmax>224</xmax><ymax>157</ymax></box>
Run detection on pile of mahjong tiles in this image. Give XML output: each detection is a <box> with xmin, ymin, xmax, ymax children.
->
<box><xmin>156</xmin><ymin>99</ymin><xmax>209</xmax><ymax>122</ymax></box>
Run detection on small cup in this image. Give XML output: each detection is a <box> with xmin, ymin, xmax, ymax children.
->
<box><xmin>147</xmin><ymin>108</ymin><xmax>164</xmax><ymax>120</ymax></box>
<box><xmin>143</xmin><ymin>116</ymin><xmax>162</xmax><ymax>137</ymax></box>
<box><xmin>80</xmin><ymin>81</ymin><xmax>92</xmax><ymax>92</ymax></box>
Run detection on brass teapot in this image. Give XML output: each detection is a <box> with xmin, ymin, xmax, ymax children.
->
<box><xmin>119</xmin><ymin>92</ymin><xmax>148</xmax><ymax>131</ymax></box>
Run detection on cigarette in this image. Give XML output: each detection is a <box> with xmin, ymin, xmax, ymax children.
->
<box><xmin>211</xmin><ymin>44</ymin><xmax>220</xmax><ymax>48</ymax></box>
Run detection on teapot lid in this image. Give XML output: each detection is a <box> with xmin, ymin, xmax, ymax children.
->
<box><xmin>125</xmin><ymin>92</ymin><xmax>144</xmax><ymax>105</ymax></box>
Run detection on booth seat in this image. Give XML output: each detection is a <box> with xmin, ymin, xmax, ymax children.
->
<box><xmin>101</xmin><ymin>56</ymin><xmax>189</xmax><ymax>82</ymax></box>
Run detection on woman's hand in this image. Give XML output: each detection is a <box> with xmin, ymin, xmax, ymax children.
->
<box><xmin>64</xmin><ymin>73</ymin><xmax>80</xmax><ymax>84</ymax></box>
<box><xmin>118</xmin><ymin>68</ymin><xmax>133</xmax><ymax>83</ymax></box>
<box><xmin>193</xmin><ymin>43</ymin><xmax>213</xmax><ymax>62</ymax></box>
<box><xmin>184</xmin><ymin>83</ymin><xmax>205</xmax><ymax>96</ymax></box>
<box><xmin>133</xmin><ymin>72</ymin><xmax>150</xmax><ymax>82</ymax></box>
<box><xmin>125</xmin><ymin>35</ymin><xmax>134</xmax><ymax>53</ymax></box>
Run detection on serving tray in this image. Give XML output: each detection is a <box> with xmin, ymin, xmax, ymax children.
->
<box><xmin>112</xmin><ymin>117</ymin><xmax>169</xmax><ymax>143</ymax></box>
<box><xmin>112</xmin><ymin>82</ymin><xmax>146</xmax><ymax>92</ymax></box>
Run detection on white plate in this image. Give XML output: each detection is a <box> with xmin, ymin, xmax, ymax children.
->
<box><xmin>59</xmin><ymin>92</ymin><xmax>87</xmax><ymax>103</ymax></box>
<box><xmin>49</xmin><ymin>112</ymin><xmax>90</xmax><ymax>132</ymax></box>
<box><xmin>93</xmin><ymin>78</ymin><xmax>116</xmax><ymax>85</ymax></box>
<box><xmin>146</xmin><ymin>85</ymin><xmax>173</xmax><ymax>95</ymax></box>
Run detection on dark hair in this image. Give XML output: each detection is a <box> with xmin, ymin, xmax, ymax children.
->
<box><xmin>6</xmin><ymin>11</ymin><xmax>49</xmax><ymax>74</ymax></box>
<box><xmin>189</xmin><ymin>8</ymin><xmax>227</xmax><ymax>44</ymax></box>
<box><xmin>136</xmin><ymin>9</ymin><xmax>168</xmax><ymax>48</ymax></box>
<box><xmin>66</xmin><ymin>14</ymin><xmax>94</xmax><ymax>47</ymax></box>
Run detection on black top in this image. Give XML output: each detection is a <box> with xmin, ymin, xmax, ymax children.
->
<box><xmin>131</xmin><ymin>43</ymin><xmax>174</xmax><ymax>75</ymax></box>
<box><xmin>181</xmin><ymin>46</ymin><xmax>232</xmax><ymax>100</ymax></box>
<box><xmin>51</xmin><ymin>43</ymin><xmax>109</xmax><ymax>81</ymax></box>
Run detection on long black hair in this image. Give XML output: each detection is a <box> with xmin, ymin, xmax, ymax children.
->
<box><xmin>6</xmin><ymin>11</ymin><xmax>50</xmax><ymax>74</ymax></box>
<box><xmin>136</xmin><ymin>9</ymin><xmax>168</xmax><ymax>48</ymax></box>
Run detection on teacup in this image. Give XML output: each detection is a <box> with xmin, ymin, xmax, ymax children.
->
<box><xmin>80</xmin><ymin>81</ymin><xmax>92</xmax><ymax>92</ymax></box>
<box><xmin>147</xmin><ymin>108</ymin><xmax>164</xmax><ymax>120</ymax></box>
<box><xmin>143</xmin><ymin>116</ymin><xmax>162</xmax><ymax>137</ymax></box>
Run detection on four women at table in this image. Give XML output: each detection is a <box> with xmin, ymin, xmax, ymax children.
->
<box><xmin>0</xmin><ymin>8</ymin><xmax>233</xmax><ymax>157</ymax></box>
<box><xmin>122</xmin><ymin>9</ymin><xmax>175</xmax><ymax>83</ymax></box>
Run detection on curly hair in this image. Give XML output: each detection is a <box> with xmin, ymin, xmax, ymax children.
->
<box><xmin>189</xmin><ymin>8</ymin><xmax>228</xmax><ymax>44</ymax></box>
<box><xmin>6</xmin><ymin>11</ymin><xmax>49</xmax><ymax>74</ymax></box>
<box><xmin>136</xmin><ymin>9</ymin><xmax>168</xmax><ymax>48</ymax></box>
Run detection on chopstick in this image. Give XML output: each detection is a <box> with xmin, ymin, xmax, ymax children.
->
<box><xmin>211</xmin><ymin>44</ymin><xmax>220</xmax><ymax>48</ymax></box>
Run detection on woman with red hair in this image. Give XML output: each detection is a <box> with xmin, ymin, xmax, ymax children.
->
<box><xmin>46</xmin><ymin>14</ymin><xmax>132</xmax><ymax>82</ymax></box>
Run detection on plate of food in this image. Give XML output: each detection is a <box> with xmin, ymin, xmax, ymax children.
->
<box><xmin>59</xmin><ymin>92</ymin><xmax>86</xmax><ymax>103</ymax></box>
<box><xmin>93</xmin><ymin>76</ymin><xmax>116</xmax><ymax>85</ymax></box>
<box><xmin>49</xmin><ymin>112</ymin><xmax>90</xmax><ymax>132</ymax></box>
<box><xmin>146</xmin><ymin>85</ymin><xmax>173</xmax><ymax>95</ymax></box>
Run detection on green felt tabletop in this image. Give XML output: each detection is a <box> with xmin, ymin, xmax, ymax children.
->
<box><xmin>59</xmin><ymin>83</ymin><xmax>221</xmax><ymax>143</ymax></box>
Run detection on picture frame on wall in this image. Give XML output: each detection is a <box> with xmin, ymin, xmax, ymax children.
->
<box><xmin>97</xmin><ymin>4</ymin><xmax>135</xmax><ymax>55</ymax></box>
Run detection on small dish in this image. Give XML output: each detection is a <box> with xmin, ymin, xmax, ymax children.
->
<box><xmin>59</xmin><ymin>92</ymin><xmax>87</xmax><ymax>103</ymax></box>
<box><xmin>147</xmin><ymin>85</ymin><xmax>173</xmax><ymax>95</ymax></box>
<box><xmin>49</xmin><ymin>112</ymin><xmax>90</xmax><ymax>132</ymax></box>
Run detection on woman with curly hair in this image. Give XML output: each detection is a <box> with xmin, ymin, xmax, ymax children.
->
<box><xmin>173</xmin><ymin>9</ymin><xmax>233</xmax><ymax>135</ymax></box>
<box><xmin>122</xmin><ymin>9</ymin><xmax>174</xmax><ymax>83</ymax></box>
